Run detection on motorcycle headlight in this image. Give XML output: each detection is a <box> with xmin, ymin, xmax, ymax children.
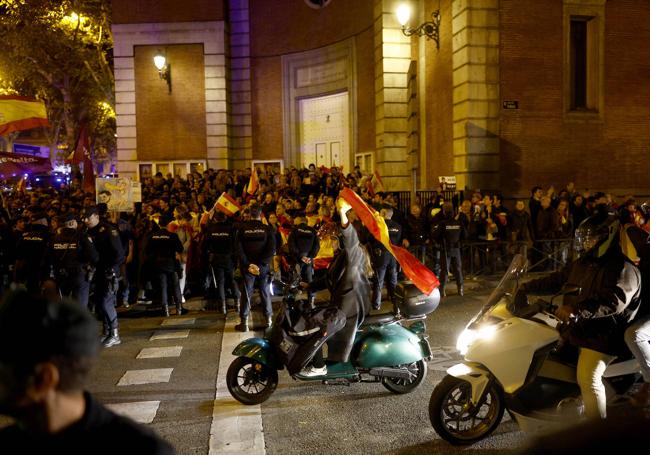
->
<box><xmin>456</xmin><ymin>325</ymin><xmax>498</xmax><ymax>355</ymax></box>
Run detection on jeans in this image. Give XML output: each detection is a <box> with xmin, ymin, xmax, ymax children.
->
<box><xmin>212</xmin><ymin>265</ymin><xmax>240</xmax><ymax>304</ymax></box>
<box><xmin>94</xmin><ymin>275</ymin><xmax>119</xmax><ymax>330</ymax></box>
<box><xmin>577</xmin><ymin>348</ymin><xmax>616</xmax><ymax>419</ymax></box>
<box><xmin>298</xmin><ymin>261</ymin><xmax>315</xmax><ymax>300</ymax></box>
<box><xmin>58</xmin><ymin>269</ymin><xmax>90</xmax><ymax>309</ymax></box>
<box><xmin>373</xmin><ymin>257</ymin><xmax>398</xmax><ymax>308</ymax></box>
<box><xmin>157</xmin><ymin>270</ymin><xmax>182</xmax><ymax>310</ymax></box>
<box><xmin>440</xmin><ymin>247</ymin><xmax>463</xmax><ymax>290</ymax></box>
<box><xmin>624</xmin><ymin>315</ymin><xmax>650</xmax><ymax>382</ymax></box>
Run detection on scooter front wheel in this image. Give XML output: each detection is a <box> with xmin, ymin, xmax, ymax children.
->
<box><xmin>429</xmin><ymin>375</ymin><xmax>504</xmax><ymax>445</ymax></box>
<box><xmin>382</xmin><ymin>359</ymin><xmax>428</xmax><ymax>394</ymax></box>
<box><xmin>227</xmin><ymin>357</ymin><xmax>278</xmax><ymax>405</ymax></box>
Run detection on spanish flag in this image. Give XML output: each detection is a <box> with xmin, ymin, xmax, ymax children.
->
<box><xmin>215</xmin><ymin>192</ymin><xmax>241</xmax><ymax>217</ymax></box>
<box><xmin>0</xmin><ymin>96</ymin><xmax>49</xmax><ymax>136</ymax></box>
<box><xmin>369</xmin><ymin>170</ymin><xmax>385</xmax><ymax>195</ymax></box>
<box><xmin>247</xmin><ymin>166</ymin><xmax>259</xmax><ymax>196</ymax></box>
<box><xmin>339</xmin><ymin>187</ymin><xmax>439</xmax><ymax>295</ymax></box>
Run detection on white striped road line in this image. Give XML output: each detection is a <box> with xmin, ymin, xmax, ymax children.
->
<box><xmin>117</xmin><ymin>368</ymin><xmax>174</xmax><ymax>386</ymax></box>
<box><xmin>107</xmin><ymin>401</ymin><xmax>161</xmax><ymax>423</ymax></box>
<box><xmin>137</xmin><ymin>346</ymin><xmax>183</xmax><ymax>359</ymax></box>
<box><xmin>208</xmin><ymin>321</ymin><xmax>266</xmax><ymax>455</ymax></box>
<box><xmin>161</xmin><ymin>317</ymin><xmax>196</xmax><ymax>327</ymax></box>
<box><xmin>150</xmin><ymin>329</ymin><xmax>190</xmax><ymax>340</ymax></box>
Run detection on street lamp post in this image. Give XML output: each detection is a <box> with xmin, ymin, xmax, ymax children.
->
<box><xmin>153</xmin><ymin>54</ymin><xmax>172</xmax><ymax>94</ymax></box>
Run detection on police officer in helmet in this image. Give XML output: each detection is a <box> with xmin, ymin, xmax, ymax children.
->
<box><xmin>235</xmin><ymin>203</ymin><xmax>276</xmax><ymax>332</ymax></box>
<box><xmin>49</xmin><ymin>213</ymin><xmax>98</xmax><ymax>308</ymax></box>
<box><xmin>83</xmin><ymin>206</ymin><xmax>124</xmax><ymax>348</ymax></box>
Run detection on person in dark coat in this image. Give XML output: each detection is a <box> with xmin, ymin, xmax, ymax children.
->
<box><xmin>369</xmin><ymin>205</ymin><xmax>402</xmax><ymax>311</ymax></box>
<box><xmin>300</xmin><ymin>197</ymin><xmax>372</xmax><ymax>376</ymax></box>
<box><xmin>204</xmin><ymin>210</ymin><xmax>241</xmax><ymax>314</ymax></box>
<box><xmin>403</xmin><ymin>204</ymin><xmax>428</xmax><ymax>264</ymax></box>
<box><xmin>14</xmin><ymin>212</ymin><xmax>50</xmax><ymax>293</ymax></box>
<box><xmin>0</xmin><ymin>290</ymin><xmax>174</xmax><ymax>454</ymax></box>
<box><xmin>287</xmin><ymin>215</ymin><xmax>320</xmax><ymax>305</ymax></box>
<box><xmin>515</xmin><ymin>212</ymin><xmax>641</xmax><ymax>419</ymax></box>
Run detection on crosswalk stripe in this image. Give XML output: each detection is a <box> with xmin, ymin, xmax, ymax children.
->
<box><xmin>117</xmin><ymin>368</ymin><xmax>174</xmax><ymax>386</ymax></box>
<box><xmin>150</xmin><ymin>329</ymin><xmax>190</xmax><ymax>340</ymax></box>
<box><xmin>137</xmin><ymin>346</ymin><xmax>183</xmax><ymax>359</ymax></box>
<box><xmin>208</xmin><ymin>321</ymin><xmax>266</xmax><ymax>455</ymax></box>
<box><xmin>106</xmin><ymin>401</ymin><xmax>161</xmax><ymax>424</ymax></box>
<box><xmin>161</xmin><ymin>317</ymin><xmax>196</xmax><ymax>327</ymax></box>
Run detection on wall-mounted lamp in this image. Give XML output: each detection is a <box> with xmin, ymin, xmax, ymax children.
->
<box><xmin>153</xmin><ymin>53</ymin><xmax>172</xmax><ymax>94</ymax></box>
<box><xmin>396</xmin><ymin>3</ymin><xmax>441</xmax><ymax>50</ymax></box>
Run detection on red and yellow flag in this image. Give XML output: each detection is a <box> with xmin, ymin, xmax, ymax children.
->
<box><xmin>339</xmin><ymin>187</ymin><xmax>439</xmax><ymax>295</ymax></box>
<box><xmin>0</xmin><ymin>96</ymin><xmax>49</xmax><ymax>136</ymax></box>
<box><xmin>247</xmin><ymin>167</ymin><xmax>259</xmax><ymax>195</ymax></box>
<box><xmin>215</xmin><ymin>192</ymin><xmax>241</xmax><ymax>217</ymax></box>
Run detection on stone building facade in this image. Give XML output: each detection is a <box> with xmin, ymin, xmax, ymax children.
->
<box><xmin>112</xmin><ymin>0</ymin><xmax>649</xmax><ymax>197</ymax></box>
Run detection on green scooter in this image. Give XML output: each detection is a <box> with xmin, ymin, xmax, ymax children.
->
<box><xmin>226</xmin><ymin>278</ymin><xmax>440</xmax><ymax>405</ymax></box>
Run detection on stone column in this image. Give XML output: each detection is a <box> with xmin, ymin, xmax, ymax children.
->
<box><xmin>227</xmin><ymin>0</ymin><xmax>253</xmax><ymax>169</ymax></box>
<box><xmin>374</xmin><ymin>0</ymin><xmax>412</xmax><ymax>191</ymax></box>
<box><xmin>451</xmin><ymin>0</ymin><xmax>500</xmax><ymax>191</ymax></box>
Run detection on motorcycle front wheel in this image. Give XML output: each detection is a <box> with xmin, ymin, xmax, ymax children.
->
<box><xmin>382</xmin><ymin>359</ymin><xmax>427</xmax><ymax>394</ymax></box>
<box><xmin>227</xmin><ymin>357</ymin><xmax>278</xmax><ymax>405</ymax></box>
<box><xmin>429</xmin><ymin>375</ymin><xmax>504</xmax><ymax>445</ymax></box>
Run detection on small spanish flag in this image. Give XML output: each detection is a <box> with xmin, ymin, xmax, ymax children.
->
<box><xmin>247</xmin><ymin>167</ymin><xmax>259</xmax><ymax>196</ymax></box>
<box><xmin>339</xmin><ymin>187</ymin><xmax>439</xmax><ymax>295</ymax></box>
<box><xmin>215</xmin><ymin>192</ymin><xmax>242</xmax><ymax>217</ymax></box>
<box><xmin>0</xmin><ymin>96</ymin><xmax>49</xmax><ymax>136</ymax></box>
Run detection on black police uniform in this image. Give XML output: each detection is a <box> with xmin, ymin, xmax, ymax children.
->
<box><xmin>287</xmin><ymin>222</ymin><xmax>320</xmax><ymax>302</ymax></box>
<box><xmin>87</xmin><ymin>221</ymin><xmax>124</xmax><ymax>333</ymax></box>
<box><xmin>437</xmin><ymin>213</ymin><xmax>465</xmax><ymax>296</ymax></box>
<box><xmin>204</xmin><ymin>218</ymin><xmax>241</xmax><ymax>313</ymax></box>
<box><xmin>14</xmin><ymin>223</ymin><xmax>50</xmax><ymax>292</ymax></box>
<box><xmin>0</xmin><ymin>223</ymin><xmax>14</xmax><ymax>295</ymax></box>
<box><xmin>145</xmin><ymin>226</ymin><xmax>184</xmax><ymax>315</ymax></box>
<box><xmin>371</xmin><ymin>219</ymin><xmax>402</xmax><ymax>310</ymax></box>
<box><xmin>50</xmin><ymin>226</ymin><xmax>99</xmax><ymax>308</ymax></box>
<box><xmin>236</xmin><ymin>219</ymin><xmax>276</xmax><ymax>321</ymax></box>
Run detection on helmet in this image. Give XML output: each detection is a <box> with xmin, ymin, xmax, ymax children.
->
<box><xmin>573</xmin><ymin>213</ymin><xmax>620</xmax><ymax>259</ymax></box>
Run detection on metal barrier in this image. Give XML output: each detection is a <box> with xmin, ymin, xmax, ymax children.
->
<box><xmin>419</xmin><ymin>238</ymin><xmax>573</xmax><ymax>279</ymax></box>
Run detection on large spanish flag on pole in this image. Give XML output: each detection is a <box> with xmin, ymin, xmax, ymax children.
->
<box><xmin>339</xmin><ymin>187</ymin><xmax>439</xmax><ymax>295</ymax></box>
<box><xmin>0</xmin><ymin>96</ymin><xmax>49</xmax><ymax>136</ymax></box>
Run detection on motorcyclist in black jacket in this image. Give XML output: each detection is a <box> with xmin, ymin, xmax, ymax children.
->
<box><xmin>515</xmin><ymin>210</ymin><xmax>642</xmax><ymax>419</ymax></box>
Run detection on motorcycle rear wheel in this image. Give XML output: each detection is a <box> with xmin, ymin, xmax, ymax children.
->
<box><xmin>429</xmin><ymin>375</ymin><xmax>504</xmax><ymax>445</ymax></box>
<box><xmin>227</xmin><ymin>357</ymin><xmax>278</xmax><ymax>405</ymax></box>
<box><xmin>382</xmin><ymin>360</ymin><xmax>427</xmax><ymax>394</ymax></box>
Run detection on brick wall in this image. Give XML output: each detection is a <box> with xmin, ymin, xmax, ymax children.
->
<box><xmin>424</xmin><ymin>0</ymin><xmax>454</xmax><ymax>189</ymax></box>
<box><xmin>112</xmin><ymin>0</ymin><xmax>224</xmax><ymax>24</ymax></box>
<box><xmin>134</xmin><ymin>44</ymin><xmax>207</xmax><ymax>161</ymax></box>
<box><xmin>499</xmin><ymin>0</ymin><xmax>650</xmax><ymax>197</ymax></box>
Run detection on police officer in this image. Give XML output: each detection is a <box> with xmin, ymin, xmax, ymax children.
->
<box><xmin>437</xmin><ymin>202</ymin><xmax>465</xmax><ymax>297</ymax></box>
<box><xmin>204</xmin><ymin>210</ymin><xmax>241</xmax><ymax>315</ymax></box>
<box><xmin>145</xmin><ymin>214</ymin><xmax>184</xmax><ymax>317</ymax></box>
<box><xmin>14</xmin><ymin>211</ymin><xmax>50</xmax><ymax>293</ymax></box>
<box><xmin>371</xmin><ymin>205</ymin><xmax>402</xmax><ymax>311</ymax></box>
<box><xmin>83</xmin><ymin>206</ymin><xmax>124</xmax><ymax>348</ymax></box>
<box><xmin>49</xmin><ymin>213</ymin><xmax>98</xmax><ymax>308</ymax></box>
<box><xmin>287</xmin><ymin>214</ymin><xmax>320</xmax><ymax>306</ymax></box>
<box><xmin>235</xmin><ymin>203</ymin><xmax>276</xmax><ymax>332</ymax></box>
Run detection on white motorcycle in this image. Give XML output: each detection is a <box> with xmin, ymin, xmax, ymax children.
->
<box><xmin>429</xmin><ymin>254</ymin><xmax>642</xmax><ymax>445</ymax></box>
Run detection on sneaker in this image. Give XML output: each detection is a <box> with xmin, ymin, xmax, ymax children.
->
<box><xmin>299</xmin><ymin>365</ymin><xmax>327</xmax><ymax>377</ymax></box>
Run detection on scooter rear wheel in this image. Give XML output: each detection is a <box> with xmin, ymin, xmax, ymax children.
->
<box><xmin>227</xmin><ymin>357</ymin><xmax>278</xmax><ymax>405</ymax></box>
<box><xmin>429</xmin><ymin>375</ymin><xmax>504</xmax><ymax>445</ymax></box>
<box><xmin>382</xmin><ymin>360</ymin><xmax>427</xmax><ymax>394</ymax></box>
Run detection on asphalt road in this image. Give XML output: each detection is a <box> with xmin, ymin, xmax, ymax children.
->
<box><xmin>79</xmin><ymin>281</ymin><xmax>537</xmax><ymax>455</ymax></box>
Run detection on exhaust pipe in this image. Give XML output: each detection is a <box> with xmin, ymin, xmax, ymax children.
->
<box><xmin>368</xmin><ymin>367</ymin><xmax>414</xmax><ymax>380</ymax></box>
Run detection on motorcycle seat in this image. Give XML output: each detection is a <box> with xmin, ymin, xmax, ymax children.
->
<box><xmin>362</xmin><ymin>313</ymin><xmax>397</xmax><ymax>326</ymax></box>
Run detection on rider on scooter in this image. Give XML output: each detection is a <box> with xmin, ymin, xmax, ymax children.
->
<box><xmin>514</xmin><ymin>208</ymin><xmax>642</xmax><ymax>419</ymax></box>
<box><xmin>299</xmin><ymin>197</ymin><xmax>373</xmax><ymax>377</ymax></box>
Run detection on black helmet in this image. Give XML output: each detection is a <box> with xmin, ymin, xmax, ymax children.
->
<box><xmin>573</xmin><ymin>212</ymin><xmax>620</xmax><ymax>259</ymax></box>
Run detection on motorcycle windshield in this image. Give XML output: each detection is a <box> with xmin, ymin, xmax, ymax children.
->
<box><xmin>469</xmin><ymin>254</ymin><xmax>528</xmax><ymax>326</ymax></box>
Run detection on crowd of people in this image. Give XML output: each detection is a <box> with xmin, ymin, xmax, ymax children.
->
<box><xmin>0</xmin><ymin>163</ymin><xmax>648</xmax><ymax>420</ymax></box>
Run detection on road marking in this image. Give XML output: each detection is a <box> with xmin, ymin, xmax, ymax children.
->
<box><xmin>107</xmin><ymin>401</ymin><xmax>161</xmax><ymax>424</ymax></box>
<box><xmin>150</xmin><ymin>329</ymin><xmax>190</xmax><ymax>340</ymax></box>
<box><xmin>209</xmin><ymin>321</ymin><xmax>266</xmax><ymax>455</ymax></box>
<box><xmin>117</xmin><ymin>368</ymin><xmax>174</xmax><ymax>386</ymax></box>
<box><xmin>429</xmin><ymin>346</ymin><xmax>462</xmax><ymax>372</ymax></box>
<box><xmin>137</xmin><ymin>346</ymin><xmax>183</xmax><ymax>359</ymax></box>
<box><xmin>161</xmin><ymin>317</ymin><xmax>196</xmax><ymax>327</ymax></box>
